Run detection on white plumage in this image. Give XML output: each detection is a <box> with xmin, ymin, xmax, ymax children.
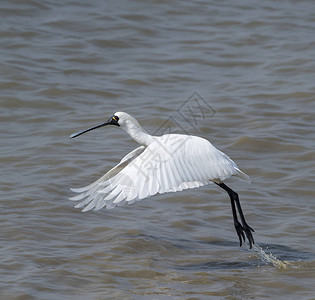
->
<box><xmin>69</xmin><ymin>111</ymin><xmax>255</xmax><ymax>248</ymax></box>
<box><xmin>70</xmin><ymin>112</ymin><xmax>250</xmax><ymax>212</ymax></box>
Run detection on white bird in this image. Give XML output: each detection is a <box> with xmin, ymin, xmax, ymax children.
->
<box><xmin>69</xmin><ymin>112</ymin><xmax>254</xmax><ymax>248</ymax></box>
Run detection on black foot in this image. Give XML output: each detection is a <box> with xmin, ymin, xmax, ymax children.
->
<box><xmin>234</xmin><ymin>221</ymin><xmax>255</xmax><ymax>249</ymax></box>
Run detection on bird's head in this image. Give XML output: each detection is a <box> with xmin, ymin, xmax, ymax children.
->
<box><xmin>69</xmin><ymin>112</ymin><xmax>139</xmax><ymax>139</ymax></box>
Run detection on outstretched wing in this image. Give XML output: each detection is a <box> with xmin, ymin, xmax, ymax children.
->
<box><xmin>69</xmin><ymin>135</ymin><xmax>250</xmax><ymax>211</ymax></box>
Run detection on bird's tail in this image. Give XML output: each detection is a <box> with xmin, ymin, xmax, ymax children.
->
<box><xmin>235</xmin><ymin>168</ymin><xmax>251</xmax><ymax>183</ymax></box>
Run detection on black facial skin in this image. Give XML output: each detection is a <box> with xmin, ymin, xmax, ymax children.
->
<box><xmin>110</xmin><ymin>115</ymin><xmax>120</xmax><ymax>126</ymax></box>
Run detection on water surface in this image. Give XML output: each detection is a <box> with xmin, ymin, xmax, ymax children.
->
<box><xmin>1</xmin><ymin>0</ymin><xmax>315</xmax><ymax>299</ymax></box>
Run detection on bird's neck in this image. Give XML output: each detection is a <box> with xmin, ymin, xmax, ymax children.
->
<box><xmin>123</xmin><ymin>121</ymin><xmax>153</xmax><ymax>147</ymax></box>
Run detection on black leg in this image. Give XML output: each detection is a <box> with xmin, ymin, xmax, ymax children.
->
<box><xmin>215</xmin><ymin>182</ymin><xmax>255</xmax><ymax>248</ymax></box>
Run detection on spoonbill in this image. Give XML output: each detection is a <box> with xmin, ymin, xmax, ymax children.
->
<box><xmin>69</xmin><ymin>112</ymin><xmax>254</xmax><ymax>248</ymax></box>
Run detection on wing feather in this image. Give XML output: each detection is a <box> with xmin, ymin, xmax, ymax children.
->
<box><xmin>70</xmin><ymin>135</ymin><xmax>250</xmax><ymax>211</ymax></box>
<box><xmin>158</xmin><ymin>156</ymin><xmax>169</xmax><ymax>194</ymax></box>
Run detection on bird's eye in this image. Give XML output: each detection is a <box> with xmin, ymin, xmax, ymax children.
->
<box><xmin>113</xmin><ymin>116</ymin><xmax>119</xmax><ymax>121</ymax></box>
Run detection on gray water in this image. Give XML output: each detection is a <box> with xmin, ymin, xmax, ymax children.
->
<box><xmin>1</xmin><ymin>0</ymin><xmax>315</xmax><ymax>299</ymax></box>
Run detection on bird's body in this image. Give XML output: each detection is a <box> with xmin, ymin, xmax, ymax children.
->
<box><xmin>70</xmin><ymin>112</ymin><xmax>255</xmax><ymax>248</ymax></box>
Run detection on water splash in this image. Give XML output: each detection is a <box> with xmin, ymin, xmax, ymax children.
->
<box><xmin>252</xmin><ymin>243</ymin><xmax>294</xmax><ymax>269</ymax></box>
